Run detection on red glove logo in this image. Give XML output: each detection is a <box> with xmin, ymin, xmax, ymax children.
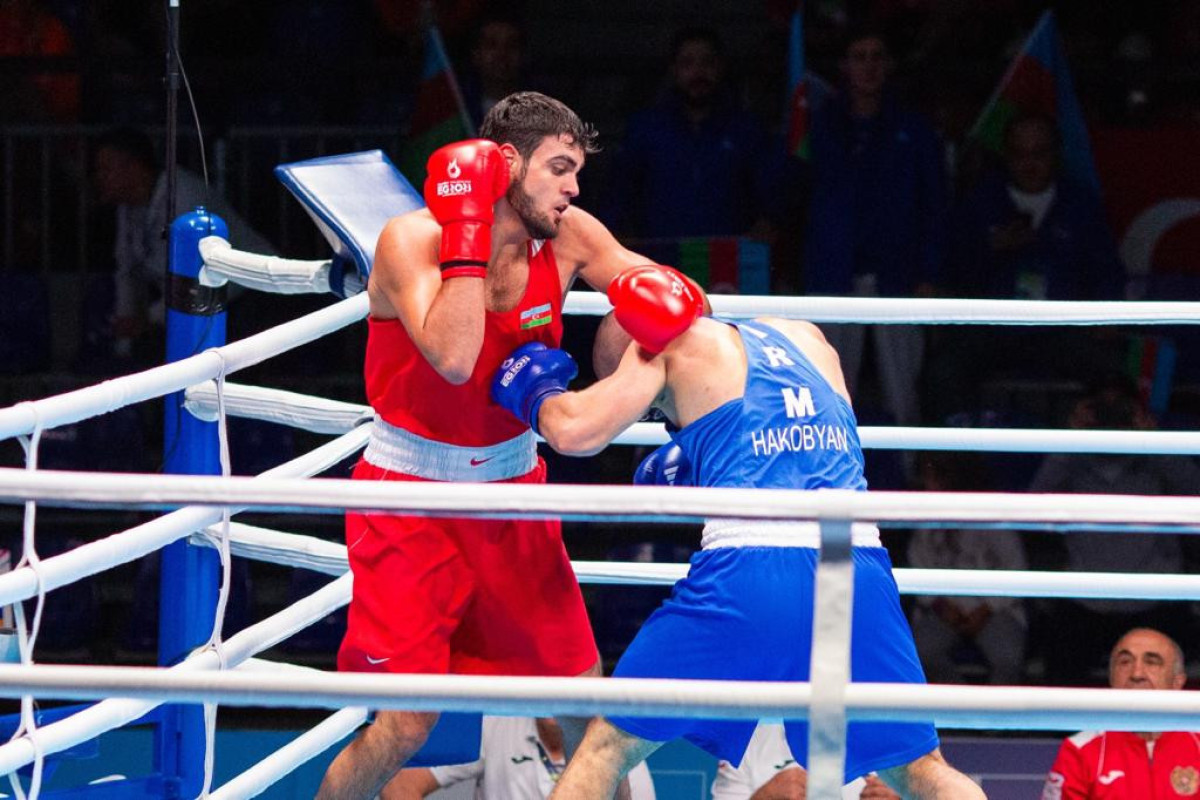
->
<box><xmin>425</xmin><ymin>139</ymin><xmax>510</xmax><ymax>273</ymax></box>
<box><xmin>434</xmin><ymin>157</ymin><xmax>473</xmax><ymax>197</ymax></box>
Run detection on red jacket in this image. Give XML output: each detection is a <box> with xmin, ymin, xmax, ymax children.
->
<box><xmin>1043</xmin><ymin>730</ymin><xmax>1200</xmax><ymax>799</ymax></box>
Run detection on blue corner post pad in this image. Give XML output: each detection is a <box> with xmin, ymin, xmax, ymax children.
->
<box><xmin>274</xmin><ymin>150</ymin><xmax>425</xmax><ymax>296</ymax></box>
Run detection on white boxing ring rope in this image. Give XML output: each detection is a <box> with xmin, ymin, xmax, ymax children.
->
<box><xmin>0</xmin><ymin>473</ymin><xmax>1199</xmax><ymax>791</ymax></box>
<box><xmin>0</xmin><ymin>291</ymin><xmax>368</xmax><ymax>441</ymax></box>
<box><xmin>0</xmin><ymin>574</ymin><xmax>351</xmax><ymax>776</ymax></box>
<box><xmin>197</xmin><ymin>234</ymin><xmax>1200</xmax><ymax>326</ymax></box>
<box><xmin>7</xmin><ymin>286</ymin><xmax>1200</xmax><ymax>442</ymax></box>
<box><xmin>198</xmin><ymin>237</ymin><xmax>366</xmax><ymax>297</ymax></box>
<box><xmin>11</xmin><ymin>664</ymin><xmax>1200</xmax><ymax>733</ymax></box>
<box><xmin>185</xmin><ymin>521</ymin><xmax>1200</xmax><ymax>601</ymax></box>
<box><xmin>187</xmin><ymin>379</ymin><xmax>1200</xmax><ymax>455</ymax></box>
<box><xmin>0</xmin><ymin>426</ymin><xmax>369</xmax><ymax>608</ymax></box>
<box><xmin>581</xmin><ymin>290</ymin><xmax>1200</xmax><ymax>325</ymax></box>
<box><xmin>0</xmin><ymin>470</ymin><xmax>1196</xmax><ymax>773</ymax></box>
<box><xmin>7</xmin><ymin>469</ymin><xmax>1200</xmax><ymax>530</ymax></box>
<box><xmin>2</xmin><ymin>242</ymin><xmax>1200</xmax><ymax>798</ymax></box>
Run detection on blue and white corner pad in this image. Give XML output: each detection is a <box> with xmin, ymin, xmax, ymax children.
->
<box><xmin>274</xmin><ymin>150</ymin><xmax>425</xmax><ymax>282</ymax></box>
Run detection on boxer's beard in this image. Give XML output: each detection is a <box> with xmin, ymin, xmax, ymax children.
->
<box><xmin>508</xmin><ymin>171</ymin><xmax>559</xmax><ymax>240</ymax></box>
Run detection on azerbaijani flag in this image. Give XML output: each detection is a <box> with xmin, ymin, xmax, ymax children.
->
<box><xmin>401</xmin><ymin>20</ymin><xmax>475</xmax><ymax>184</ymax></box>
<box><xmin>519</xmin><ymin>302</ymin><xmax>553</xmax><ymax>330</ymax></box>
<box><xmin>678</xmin><ymin>238</ymin><xmax>771</xmax><ymax>295</ymax></box>
<box><xmin>633</xmin><ymin>237</ymin><xmax>771</xmax><ymax>295</ymax></box>
<box><xmin>785</xmin><ymin>4</ymin><xmax>811</xmax><ymax>160</ymax></box>
<box><xmin>1127</xmin><ymin>334</ymin><xmax>1177</xmax><ymax>415</ymax></box>
<box><xmin>968</xmin><ymin>10</ymin><xmax>1100</xmax><ymax>194</ymax></box>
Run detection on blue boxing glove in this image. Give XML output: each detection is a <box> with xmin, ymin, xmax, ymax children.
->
<box><xmin>634</xmin><ymin>442</ymin><xmax>692</xmax><ymax>487</ymax></box>
<box><xmin>491</xmin><ymin>342</ymin><xmax>578</xmax><ymax>434</ymax></box>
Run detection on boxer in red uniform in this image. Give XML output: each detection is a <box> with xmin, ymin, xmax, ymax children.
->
<box><xmin>316</xmin><ymin>92</ymin><xmax>705</xmax><ymax>800</ymax></box>
<box><xmin>1043</xmin><ymin>628</ymin><xmax>1200</xmax><ymax>800</ymax></box>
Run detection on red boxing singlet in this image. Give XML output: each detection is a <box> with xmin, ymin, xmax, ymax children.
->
<box><xmin>364</xmin><ymin>239</ymin><xmax>564</xmax><ymax>447</ymax></box>
<box><xmin>343</xmin><ymin>237</ymin><xmax>597</xmax><ymax>678</ymax></box>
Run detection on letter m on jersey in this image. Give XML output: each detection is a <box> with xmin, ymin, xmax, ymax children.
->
<box><xmin>781</xmin><ymin>386</ymin><xmax>816</xmax><ymax>419</ymax></box>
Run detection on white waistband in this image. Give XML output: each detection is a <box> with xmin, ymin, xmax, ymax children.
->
<box><xmin>363</xmin><ymin>416</ymin><xmax>537</xmax><ymax>482</ymax></box>
<box><xmin>700</xmin><ymin>519</ymin><xmax>882</xmax><ymax>550</ymax></box>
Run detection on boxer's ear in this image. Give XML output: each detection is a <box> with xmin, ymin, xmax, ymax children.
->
<box><xmin>498</xmin><ymin>143</ymin><xmax>520</xmax><ymax>176</ymax></box>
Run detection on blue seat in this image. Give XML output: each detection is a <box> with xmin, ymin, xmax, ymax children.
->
<box><xmin>274</xmin><ymin>150</ymin><xmax>425</xmax><ymax>296</ymax></box>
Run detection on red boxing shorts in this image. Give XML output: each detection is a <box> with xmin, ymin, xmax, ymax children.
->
<box><xmin>338</xmin><ymin>457</ymin><xmax>598</xmax><ymax>677</ymax></box>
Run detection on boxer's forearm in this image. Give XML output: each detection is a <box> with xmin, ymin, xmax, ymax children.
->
<box><xmin>372</xmin><ymin>213</ymin><xmax>488</xmax><ymax>385</ymax></box>
<box><xmin>538</xmin><ymin>356</ymin><xmax>665</xmax><ymax>456</ymax></box>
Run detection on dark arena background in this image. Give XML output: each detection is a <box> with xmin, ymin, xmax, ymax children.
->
<box><xmin>2</xmin><ymin>1</ymin><xmax>1200</xmax><ymax>797</ymax></box>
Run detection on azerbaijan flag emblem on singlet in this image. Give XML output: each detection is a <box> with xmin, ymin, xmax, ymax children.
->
<box><xmin>519</xmin><ymin>303</ymin><xmax>553</xmax><ymax>330</ymax></box>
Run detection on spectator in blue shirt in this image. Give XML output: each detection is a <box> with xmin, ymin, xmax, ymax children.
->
<box><xmin>925</xmin><ymin>114</ymin><xmax>1127</xmax><ymax>422</ymax></box>
<box><xmin>603</xmin><ymin>27</ymin><xmax>788</xmax><ymax>243</ymax></box>
<box><xmin>802</xmin><ymin>27</ymin><xmax>946</xmax><ymax>427</ymax></box>
<box><xmin>949</xmin><ymin>114</ymin><xmax>1124</xmax><ymax>302</ymax></box>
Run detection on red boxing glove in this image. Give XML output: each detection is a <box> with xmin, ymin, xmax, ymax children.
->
<box><xmin>424</xmin><ymin>139</ymin><xmax>510</xmax><ymax>279</ymax></box>
<box><xmin>607</xmin><ymin>265</ymin><xmax>703</xmax><ymax>353</ymax></box>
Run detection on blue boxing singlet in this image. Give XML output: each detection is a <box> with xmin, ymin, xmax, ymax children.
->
<box><xmin>670</xmin><ymin>320</ymin><xmax>878</xmax><ymax>549</ymax></box>
<box><xmin>671</xmin><ymin>319</ymin><xmax>867</xmax><ymax>490</ymax></box>
<box><xmin>610</xmin><ymin>320</ymin><xmax>936</xmax><ymax>775</ymax></box>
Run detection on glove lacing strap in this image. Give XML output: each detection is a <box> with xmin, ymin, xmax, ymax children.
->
<box><xmin>440</xmin><ymin>263</ymin><xmax>488</xmax><ymax>280</ymax></box>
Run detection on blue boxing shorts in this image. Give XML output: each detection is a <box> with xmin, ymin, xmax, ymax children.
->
<box><xmin>610</xmin><ymin>546</ymin><xmax>938</xmax><ymax>783</ymax></box>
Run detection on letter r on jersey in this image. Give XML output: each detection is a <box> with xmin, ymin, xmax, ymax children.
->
<box><xmin>763</xmin><ymin>346</ymin><xmax>795</xmax><ymax>367</ymax></box>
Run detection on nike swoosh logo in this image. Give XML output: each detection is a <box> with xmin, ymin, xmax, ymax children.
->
<box><xmin>470</xmin><ymin>456</ymin><xmax>493</xmax><ymax>466</ymax></box>
<box><xmin>1098</xmin><ymin>770</ymin><xmax>1125</xmax><ymax>785</ymax></box>
<box><xmin>365</xmin><ymin>655</ymin><xmax>390</xmax><ymax>665</ymax></box>
<box><xmin>511</xmin><ymin>756</ymin><xmax>533</xmax><ymax>764</ymax></box>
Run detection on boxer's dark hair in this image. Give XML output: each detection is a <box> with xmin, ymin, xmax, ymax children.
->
<box><xmin>481</xmin><ymin>91</ymin><xmax>599</xmax><ymax>158</ymax></box>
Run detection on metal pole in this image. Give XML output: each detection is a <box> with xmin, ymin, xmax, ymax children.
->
<box><xmin>164</xmin><ymin>0</ymin><xmax>180</xmax><ymax>237</ymax></box>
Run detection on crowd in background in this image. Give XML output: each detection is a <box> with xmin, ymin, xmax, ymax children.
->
<box><xmin>4</xmin><ymin>0</ymin><xmax>1200</xmax><ymax>690</ymax></box>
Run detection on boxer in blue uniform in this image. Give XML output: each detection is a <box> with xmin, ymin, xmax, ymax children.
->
<box><xmin>491</xmin><ymin>266</ymin><xmax>984</xmax><ymax>800</ymax></box>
